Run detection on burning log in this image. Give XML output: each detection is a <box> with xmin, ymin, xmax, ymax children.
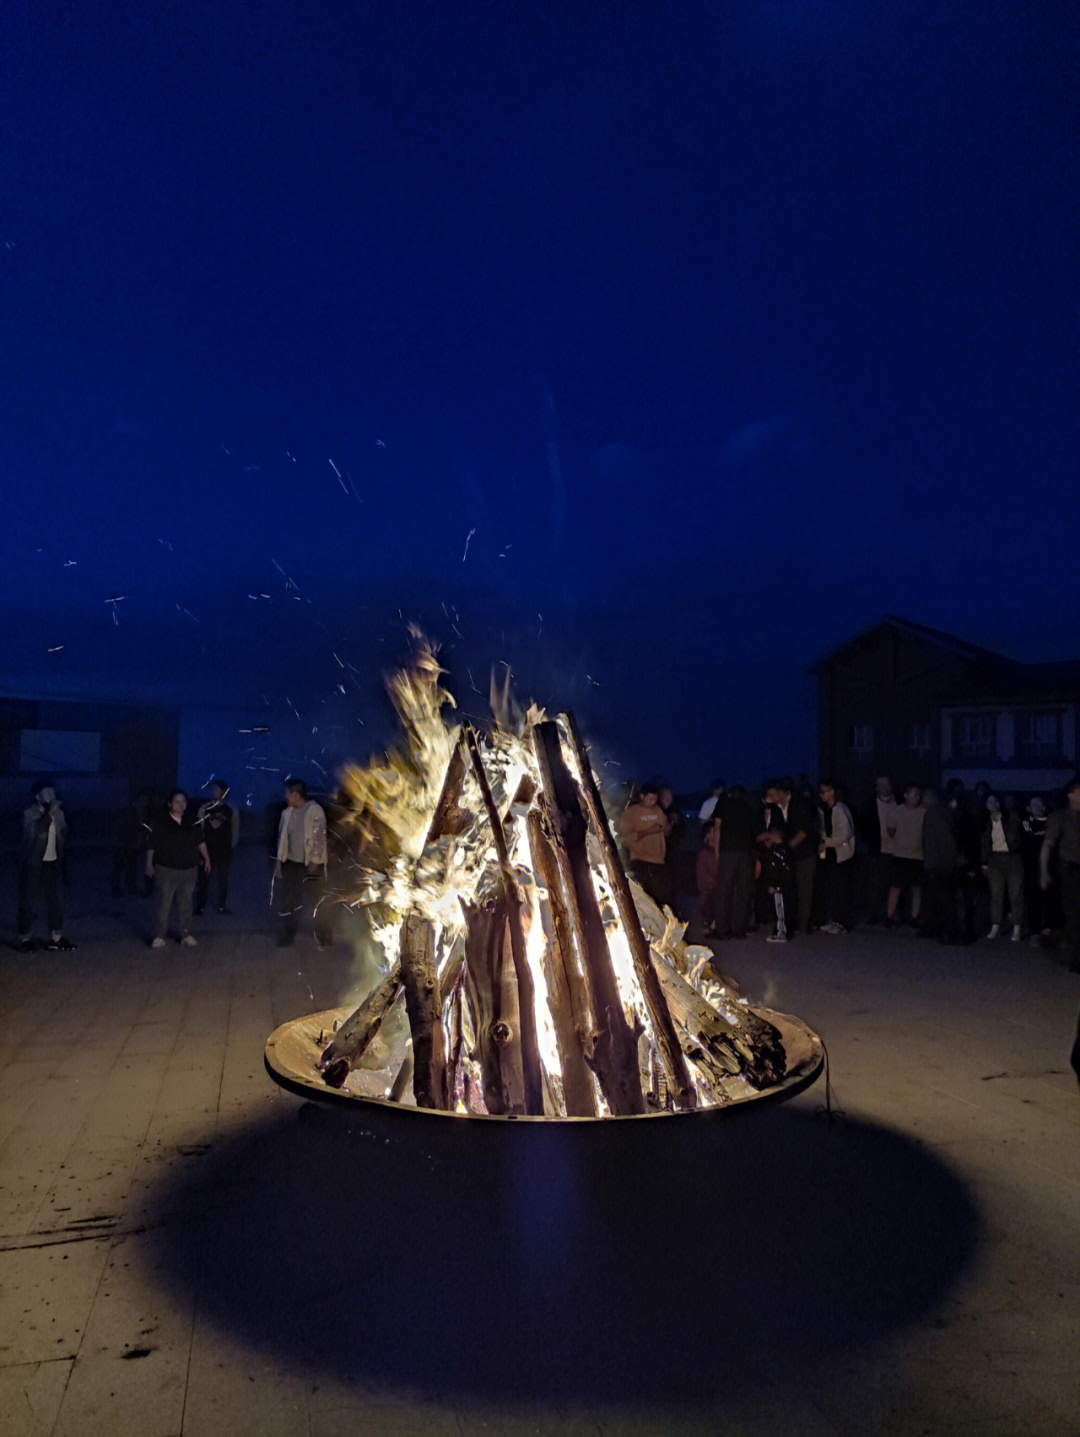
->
<box><xmin>398</xmin><ymin>912</ymin><xmax>445</xmax><ymax>1108</ymax></box>
<box><xmin>629</xmin><ymin>882</ymin><xmax>788</xmax><ymax>1089</ymax></box>
<box><xmin>463</xmin><ymin>724</ymin><xmax>544</xmax><ymax>1116</ymax></box>
<box><xmin>651</xmin><ymin>957</ymin><xmax>786</xmax><ymax>1089</ymax></box>
<box><xmin>563</xmin><ymin>713</ymin><xmax>697</xmax><ymax>1110</ymax></box>
<box><xmin>533</xmin><ymin>721</ymin><xmax>645</xmax><ymax>1116</ymax></box>
<box><xmin>319</xmin><ymin>733</ymin><xmax>469</xmax><ymax>1091</ymax></box>
<box><xmin>462</xmin><ymin>889</ymin><xmax>525</xmax><ymax>1114</ymax></box>
<box><xmin>318</xmin><ymin>974</ymin><xmax>404</xmax><ymax>1089</ymax></box>
<box><xmin>527</xmin><ymin>808</ymin><xmax>598</xmax><ymax>1117</ymax></box>
<box><xmin>314</xmin><ymin>641</ymin><xmax>801</xmax><ymax>1118</ymax></box>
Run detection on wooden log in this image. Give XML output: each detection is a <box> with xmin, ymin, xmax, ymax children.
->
<box><xmin>319</xmin><ymin>973</ymin><xmax>404</xmax><ymax>1088</ymax></box>
<box><xmin>527</xmin><ymin>808</ymin><xmax>598</xmax><ymax>1117</ymax></box>
<box><xmin>319</xmin><ymin>731</ymin><xmax>468</xmax><ymax>1088</ymax></box>
<box><xmin>461</xmin><ymin>890</ymin><xmax>523</xmax><ymax>1114</ymax></box>
<box><xmin>399</xmin><ymin>912</ymin><xmax>446</xmax><ymax>1108</ymax></box>
<box><xmin>463</xmin><ymin>724</ymin><xmax>544</xmax><ymax>1116</ymax></box>
<box><xmin>652</xmin><ymin>952</ymin><xmax>786</xmax><ymax>1089</ymax></box>
<box><xmin>563</xmin><ymin>712</ymin><xmax>697</xmax><ymax>1110</ymax></box>
<box><xmin>532</xmin><ymin>722</ymin><xmax>644</xmax><ymax>1116</ymax></box>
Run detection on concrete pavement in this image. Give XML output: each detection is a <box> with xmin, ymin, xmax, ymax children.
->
<box><xmin>1</xmin><ymin>854</ymin><xmax>1078</xmax><ymax>1435</ymax></box>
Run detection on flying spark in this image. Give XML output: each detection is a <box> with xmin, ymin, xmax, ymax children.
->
<box><xmin>462</xmin><ymin>527</ymin><xmax>475</xmax><ymax>563</ymax></box>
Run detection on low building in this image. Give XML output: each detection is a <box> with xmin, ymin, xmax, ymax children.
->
<box><xmin>816</xmin><ymin>617</ymin><xmax>1080</xmax><ymax>800</ymax></box>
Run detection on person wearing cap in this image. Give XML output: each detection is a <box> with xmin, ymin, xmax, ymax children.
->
<box><xmin>1040</xmin><ymin>778</ymin><xmax>1080</xmax><ymax>972</ymax></box>
<box><xmin>981</xmin><ymin>795</ymin><xmax>1025</xmax><ymax>940</ymax></box>
<box><xmin>17</xmin><ymin>781</ymin><xmax>75</xmax><ymax>952</ymax></box>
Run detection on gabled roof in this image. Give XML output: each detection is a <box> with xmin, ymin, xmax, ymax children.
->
<box><xmin>814</xmin><ymin>616</ymin><xmax>1010</xmax><ymax>672</ymax></box>
<box><xmin>816</xmin><ymin>617</ymin><xmax>1080</xmax><ymax>700</ymax></box>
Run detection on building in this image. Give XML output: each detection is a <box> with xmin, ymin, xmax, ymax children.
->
<box><xmin>816</xmin><ymin>617</ymin><xmax>1080</xmax><ymax>800</ymax></box>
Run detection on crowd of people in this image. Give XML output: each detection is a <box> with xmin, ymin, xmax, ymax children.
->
<box><xmin>619</xmin><ymin>774</ymin><xmax>1080</xmax><ymax>971</ymax></box>
<box><xmin>13</xmin><ymin>775</ymin><xmax>324</xmax><ymax>954</ymax></box>
<box><xmin>12</xmin><ymin>769</ymin><xmax>1080</xmax><ymax>978</ymax></box>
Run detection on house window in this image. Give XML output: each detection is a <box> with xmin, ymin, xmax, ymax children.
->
<box><xmin>954</xmin><ymin>714</ymin><xmax>994</xmax><ymax>760</ymax></box>
<box><xmin>906</xmin><ymin>721</ymin><xmax>932</xmax><ymax>755</ymax></box>
<box><xmin>1017</xmin><ymin>711</ymin><xmax>1061</xmax><ymax>758</ymax></box>
<box><xmin>849</xmin><ymin>724</ymin><xmax>874</xmax><ymax>755</ymax></box>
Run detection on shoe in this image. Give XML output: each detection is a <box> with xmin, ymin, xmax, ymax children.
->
<box><xmin>53</xmin><ymin>937</ymin><xmax>76</xmax><ymax>951</ymax></box>
<box><xmin>1011</xmin><ymin>925</ymin><xmax>1022</xmax><ymax>942</ymax></box>
<box><xmin>16</xmin><ymin>938</ymin><xmax>36</xmax><ymax>953</ymax></box>
<box><xmin>987</xmin><ymin>924</ymin><xmax>1000</xmax><ymax>940</ymax></box>
<box><xmin>766</xmin><ymin>932</ymin><xmax>788</xmax><ymax>943</ymax></box>
<box><xmin>150</xmin><ymin>936</ymin><xmax>167</xmax><ymax>949</ymax></box>
<box><xmin>181</xmin><ymin>934</ymin><xmax>198</xmax><ymax>947</ymax></box>
<box><xmin>217</xmin><ymin>906</ymin><xmax>231</xmax><ymax>915</ymax></box>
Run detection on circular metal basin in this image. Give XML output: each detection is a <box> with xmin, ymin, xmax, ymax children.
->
<box><xmin>265</xmin><ymin>1006</ymin><xmax>824</xmax><ymax>1123</ymax></box>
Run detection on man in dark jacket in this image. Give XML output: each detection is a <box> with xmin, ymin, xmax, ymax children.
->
<box><xmin>146</xmin><ymin>790</ymin><xmax>210</xmax><ymax>948</ymax></box>
<box><xmin>194</xmin><ymin>779</ymin><xmax>239</xmax><ymax>915</ymax></box>
<box><xmin>17</xmin><ymin>781</ymin><xmax>75</xmax><ymax>951</ymax></box>
<box><xmin>713</xmin><ymin>786</ymin><xmax>759</xmax><ymax>938</ymax></box>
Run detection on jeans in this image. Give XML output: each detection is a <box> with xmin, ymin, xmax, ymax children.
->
<box><xmin>986</xmin><ymin>851</ymin><xmax>1024</xmax><ymax>928</ymax></box>
<box><xmin>18</xmin><ymin>860</ymin><xmax>65</xmax><ymax>937</ymax></box>
<box><xmin>154</xmin><ymin>866</ymin><xmax>197</xmax><ymax>939</ymax></box>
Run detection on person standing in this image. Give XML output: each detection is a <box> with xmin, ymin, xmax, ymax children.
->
<box><xmin>714</xmin><ymin>785</ymin><xmax>759</xmax><ymax>939</ymax></box>
<box><xmin>1021</xmin><ymin>797</ymin><xmax>1050</xmax><ymax>939</ymax></box>
<box><xmin>1041</xmin><ymin>777</ymin><xmax>1080</xmax><ymax>972</ymax></box>
<box><xmin>921</xmin><ymin>788</ymin><xmax>961</xmax><ymax>941</ymax></box>
<box><xmin>146</xmin><ymin>790</ymin><xmax>210</xmax><ymax>948</ymax></box>
<box><xmin>758</xmin><ymin>783</ymin><xmax>797</xmax><ymax>942</ymax></box>
<box><xmin>17</xmin><ymin>781</ymin><xmax>75</xmax><ymax>952</ymax></box>
<box><xmin>982</xmin><ymin>795</ymin><xmax>1025</xmax><ymax>940</ymax></box>
<box><xmin>194</xmin><ymin>779</ymin><xmax>240</xmax><ymax>915</ymax></box>
<box><xmin>817</xmin><ymin>782</ymin><xmax>855</xmax><ymax>933</ymax></box>
<box><xmin>696</xmin><ymin>815</ymin><xmax>720</xmax><ymax>935</ymax></box>
<box><xmin>274</xmin><ymin>778</ymin><xmax>327</xmax><ymax>946</ymax></box>
<box><xmin>619</xmin><ymin>781</ymin><xmax>673</xmax><ymax>908</ymax></box>
<box><xmin>885</xmin><ymin>784</ymin><xmax>925</xmax><ymax>926</ymax></box>
<box><xmin>863</xmin><ymin>776</ymin><xmax>898</xmax><ymax>924</ymax></box>
<box><xmin>766</xmin><ymin>778</ymin><xmax>815</xmax><ymax>935</ymax></box>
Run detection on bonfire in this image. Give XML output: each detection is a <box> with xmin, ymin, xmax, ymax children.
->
<box><xmin>264</xmin><ymin>634</ymin><xmax>810</xmax><ymax>1124</ymax></box>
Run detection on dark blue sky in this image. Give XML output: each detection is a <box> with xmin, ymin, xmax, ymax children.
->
<box><xmin>3</xmin><ymin>1</ymin><xmax>1076</xmax><ymax>789</ymax></box>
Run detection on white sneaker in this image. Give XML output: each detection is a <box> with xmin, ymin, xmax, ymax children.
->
<box><xmin>987</xmin><ymin>924</ymin><xmax>1000</xmax><ymax>940</ymax></box>
<box><xmin>766</xmin><ymin>932</ymin><xmax>788</xmax><ymax>943</ymax></box>
<box><xmin>150</xmin><ymin>936</ymin><xmax>167</xmax><ymax>949</ymax></box>
<box><xmin>1011</xmin><ymin>925</ymin><xmax>1022</xmax><ymax>942</ymax></box>
<box><xmin>181</xmin><ymin>934</ymin><xmax>198</xmax><ymax>947</ymax></box>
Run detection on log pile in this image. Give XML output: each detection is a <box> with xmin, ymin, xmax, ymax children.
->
<box><xmin>318</xmin><ymin>699</ymin><xmax>785</xmax><ymax>1117</ymax></box>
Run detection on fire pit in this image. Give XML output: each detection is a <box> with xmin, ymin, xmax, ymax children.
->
<box><xmin>264</xmin><ymin>642</ymin><xmax>824</xmax><ymax>1120</ymax></box>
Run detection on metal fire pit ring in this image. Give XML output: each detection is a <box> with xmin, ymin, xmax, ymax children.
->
<box><xmin>264</xmin><ymin>1006</ymin><xmax>825</xmax><ymax>1123</ymax></box>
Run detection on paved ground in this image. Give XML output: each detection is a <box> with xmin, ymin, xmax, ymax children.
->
<box><xmin>1</xmin><ymin>852</ymin><xmax>1078</xmax><ymax>1436</ymax></box>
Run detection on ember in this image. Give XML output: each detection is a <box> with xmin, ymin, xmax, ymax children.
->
<box><xmin>265</xmin><ymin>639</ymin><xmax>823</xmax><ymax>1119</ymax></box>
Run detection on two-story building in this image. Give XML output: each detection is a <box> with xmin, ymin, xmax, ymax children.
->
<box><xmin>817</xmin><ymin>617</ymin><xmax>1080</xmax><ymax>801</ymax></box>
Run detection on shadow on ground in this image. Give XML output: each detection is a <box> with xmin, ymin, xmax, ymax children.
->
<box><xmin>146</xmin><ymin>1099</ymin><xmax>979</xmax><ymax>1402</ymax></box>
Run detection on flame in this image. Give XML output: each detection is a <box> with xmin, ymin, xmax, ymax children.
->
<box><xmin>328</xmin><ymin>638</ymin><xmax>772</xmax><ymax>1115</ymax></box>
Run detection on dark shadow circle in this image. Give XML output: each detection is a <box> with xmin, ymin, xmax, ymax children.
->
<box><xmin>145</xmin><ymin>1100</ymin><xmax>979</xmax><ymax>1403</ymax></box>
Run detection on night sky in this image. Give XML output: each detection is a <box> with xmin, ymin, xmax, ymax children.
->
<box><xmin>3</xmin><ymin>1</ymin><xmax>1076</xmax><ymax>792</ymax></box>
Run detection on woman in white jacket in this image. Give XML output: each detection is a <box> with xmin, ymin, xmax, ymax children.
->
<box><xmin>817</xmin><ymin>781</ymin><xmax>855</xmax><ymax>933</ymax></box>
